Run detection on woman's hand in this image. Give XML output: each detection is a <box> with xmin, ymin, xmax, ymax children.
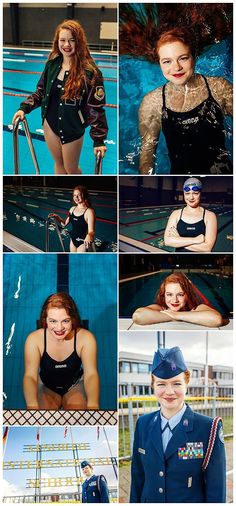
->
<box><xmin>94</xmin><ymin>146</ymin><xmax>107</xmax><ymax>158</ymax></box>
<box><xmin>12</xmin><ymin>110</ymin><xmax>25</xmax><ymax>125</ymax></box>
<box><xmin>84</xmin><ymin>233</ymin><xmax>92</xmax><ymax>246</ymax></box>
<box><xmin>160</xmin><ymin>309</ymin><xmax>181</xmax><ymax>320</ymax></box>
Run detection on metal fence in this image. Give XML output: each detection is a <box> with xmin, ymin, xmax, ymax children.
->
<box><xmin>119</xmin><ymin>385</ymin><xmax>233</xmax><ymax>460</ymax></box>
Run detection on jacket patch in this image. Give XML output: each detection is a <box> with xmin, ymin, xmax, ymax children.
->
<box><xmin>94</xmin><ymin>86</ymin><xmax>105</xmax><ymax>101</ymax></box>
<box><xmin>138</xmin><ymin>447</ymin><xmax>145</xmax><ymax>454</ymax></box>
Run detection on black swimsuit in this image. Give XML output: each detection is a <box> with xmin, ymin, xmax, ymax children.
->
<box><xmin>161</xmin><ymin>75</ymin><xmax>232</xmax><ymax>174</ymax></box>
<box><xmin>46</xmin><ymin>77</ymin><xmax>63</xmax><ymax>136</ymax></box>
<box><xmin>39</xmin><ymin>329</ymin><xmax>83</xmax><ymax>395</ymax></box>
<box><xmin>175</xmin><ymin>207</ymin><xmax>206</xmax><ymax>252</ymax></box>
<box><xmin>69</xmin><ymin>208</ymin><xmax>88</xmax><ymax>248</ymax></box>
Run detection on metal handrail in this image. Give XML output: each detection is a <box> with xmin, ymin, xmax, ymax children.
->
<box><xmin>45</xmin><ymin>216</ymin><xmax>65</xmax><ymax>252</ymax></box>
<box><xmin>94</xmin><ymin>151</ymin><xmax>103</xmax><ymax>174</ymax></box>
<box><xmin>13</xmin><ymin>117</ymin><xmax>40</xmax><ymax>175</ymax></box>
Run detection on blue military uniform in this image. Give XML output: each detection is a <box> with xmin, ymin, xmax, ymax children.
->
<box><xmin>130</xmin><ymin>347</ymin><xmax>226</xmax><ymax>503</ymax></box>
<box><xmin>81</xmin><ymin>460</ymin><xmax>110</xmax><ymax>504</ymax></box>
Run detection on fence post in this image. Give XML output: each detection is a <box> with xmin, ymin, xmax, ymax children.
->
<box><xmin>128</xmin><ymin>384</ymin><xmax>134</xmax><ymax>456</ymax></box>
<box><xmin>212</xmin><ymin>384</ymin><xmax>217</xmax><ymax>418</ymax></box>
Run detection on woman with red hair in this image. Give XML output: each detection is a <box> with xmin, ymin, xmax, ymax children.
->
<box><xmin>23</xmin><ymin>292</ymin><xmax>99</xmax><ymax>410</ymax></box>
<box><xmin>12</xmin><ymin>20</ymin><xmax>108</xmax><ymax>174</ymax></box>
<box><xmin>139</xmin><ymin>27</ymin><xmax>232</xmax><ymax>175</ymax></box>
<box><xmin>132</xmin><ymin>272</ymin><xmax>223</xmax><ymax>327</ymax></box>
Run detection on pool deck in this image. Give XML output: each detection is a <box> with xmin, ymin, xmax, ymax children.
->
<box><xmin>119</xmin><ymin>318</ymin><xmax>233</xmax><ymax>331</ymax></box>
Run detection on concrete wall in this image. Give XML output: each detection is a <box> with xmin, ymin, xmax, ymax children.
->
<box><xmin>3</xmin><ymin>4</ymin><xmax>117</xmax><ymax>46</ymax></box>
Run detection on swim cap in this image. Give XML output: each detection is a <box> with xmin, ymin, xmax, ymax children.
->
<box><xmin>183</xmin><ymin>177</ymin><xmax>202</xmax><ymax>191</ymax></box>
<box><xmin>152</xmin><ymin>347</ymin><xmax>187</xmax><ymax>379</ymax></box>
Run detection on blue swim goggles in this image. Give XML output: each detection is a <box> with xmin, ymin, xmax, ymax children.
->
<box><xmin>183</xmin><ymin>185</ymin><xmax>201</xmax><ymax>192</ymax></box>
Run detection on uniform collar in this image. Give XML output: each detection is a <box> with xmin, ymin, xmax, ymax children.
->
<box><xmin>160</xmin><ymin>403</ymin><xmax>187</xmax><ymax>431</ymax></box>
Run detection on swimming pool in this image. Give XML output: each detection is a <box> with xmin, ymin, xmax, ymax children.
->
<box><xmin>3</xmin><ymin>48</ymin><xmax>117</xmax><ymax>174</ymax></box>
<box><xmin>3</xmin><ymin>184</ymin><xmax>117</xmax><ymax>252</ymax></box>
<box><xmin>3</xmin><ymin>253</ymin><xmax>117</xmax><ymax>410</ymax></box>
<box><xmin>119</xmin><ymin>37</ymin><xmax>233</xmax><ymax>174</ymax></box>
<box><xmin>119</xmin><ymin>204</ymin><xmax>233</xmax><ymax>252</ymax></box>
<box><xmin>119</xmin><ymin>270</ymin><xmax>232</xmax><ymax>319</ymax></box>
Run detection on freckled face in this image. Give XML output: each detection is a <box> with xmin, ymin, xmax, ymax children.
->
<box><xmin>58</xmin><ymin>29</ymin><xmax>76</xmax><ymax>57</ymax></box>
<box><xmin>46</xmin><ymin>307</ymin><xmax>72</xmax><ymax>340</ymax></box>
<box><xmin>158</xmin><ymin>41</ymin><xmax>194</xmax><ymax>85</ymax></box>
<box><xmin>184</xmin><ymin>189</ymin><xmax>201</xmax><ymax>207</ymax></box>
<box><xmin>153</xmin><ymin>372</ymin><xmax>187</xmax><ymax>414</ymax></box>
<box><xmin>164</xmin><ymin>282</ymin><xmax>187</xmax><ymax>311</ymax></box>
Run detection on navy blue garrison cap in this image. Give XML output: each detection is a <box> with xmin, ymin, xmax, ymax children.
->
<box><xmin>81</xmin><ymin>460</ymin><xmax>92</xmax><ymax>468</ymax></box>
<box><xmin>152</xmin><ymin>347</ymin><xmax>187</xmax><ymax>379</ymax></box>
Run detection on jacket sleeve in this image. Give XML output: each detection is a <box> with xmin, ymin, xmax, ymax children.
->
<box><xmin>19</xmin><ymin>67</ymin><xmax>46</xmax><ymax>114</ymax></box>
<box><xmin>130</xmin><ymin>418</ymin><xmax>145</xmax><ymax>503</ymax></box>
<box><xmin>84</xmin><ymin>71</ymin><xmax>108</xmax><ymax>147</ymax></box>
<box><xmin>98</xmin><ymin>475</ymin><xmax>110</xmax><ymax>502</ymax></box>
<box><xmin>204</xmin><ymin>421</ymin><xmax>226</xmax><ymax>502</ymax></box>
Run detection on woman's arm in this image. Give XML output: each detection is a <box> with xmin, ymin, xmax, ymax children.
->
<box><xmin>48</xmin><ymin>210</ymin><xmax>71</xmax><ymax>227</ymax></box>
<box><xmin>209</xmin><ymin>77</ymin><xmax>233</xmax><ymax>116</ymax></box>
<box><xmin>164</xmin><ymin>210</ymin><xmax>204</xmax><ymax>248</ymax></box>
<box><xmin>139</xmin><ymin>90</ymin><xmax>162</xmax><ymax>174</ymax></box>
<box><xmin>184</xmin><ymin>212</ymin><xmax>217</xmax><ymax>252</ymax></box>
<box><xmin>80</xmin><ymin>330</ymin><xmax>100</xmax><ymax>409</ymax></box>
<box><xmin>132</xmin><ymin>304</ymin><xmax>173</xmax><ymax>325</ymax></box>
<box><xmin>84</xmin><ymin>208</ymin><xmax>96</xmax><ymax>245</ymax></box>
<box><xmin>161</xmin><ymin>304</ymin><xmax>223</xmax><ymax>327</ymax></box>
<box><xmin>85</xmin><ymin>70</ymin><xmax>108</xmax><ymax>157</ymax></box>
<box><xmin>23</xmin><ymin>332</ymin><xmax>41</xmax><ymax>409</ymax></box>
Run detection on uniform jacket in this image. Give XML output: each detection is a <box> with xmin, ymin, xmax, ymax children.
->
<box><xmin>82</xmin><ymin>474</ymin><xmax>109</xmax><ymax>503</ymax></box>
<box><xmin>19</xmin><ymin>55</ymin><xmax>108</xmax><ymax>147</ymax></box>
<box><xmin>130</xmin><ymin>404</ymin><xmax>226</xmax><ymax>503</ymax></box>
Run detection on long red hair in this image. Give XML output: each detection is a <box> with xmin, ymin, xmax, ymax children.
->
<box><xmin>155</xmin><ymin>272</ymin><xmax>200</xmax><ymax>311</ymax></box>
<box><xmin>49</xmin><ymin>19</ymin><xmax>98</xmax><ymax>99</ymax></box>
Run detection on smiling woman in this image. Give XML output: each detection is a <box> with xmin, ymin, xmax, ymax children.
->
<box><xmin>23</xmin><ymin>292</ymin><xmax>100</xmax><ymax>410</ymax></box>
<box><xmin>132</xmin><ymin>272</ymin><xmax>224</xmax><ymax>327</ymax></box>
<box><xmin>12</xmin><ymin>19</ymin><xmax>108</xmax><ymax>174</ymax></box>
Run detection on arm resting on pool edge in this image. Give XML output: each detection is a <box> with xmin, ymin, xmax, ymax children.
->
<box><xmin>79</xmin><ymin>329</ymin><xmax>100</xmax><ymax>409</ymax></box>
<box><xmin>138</xmin><ymin>90</ymin><xmax>162</xmax><ymax>174</ymax></box>
<box><xmin>23</xmin><ymin>332</ymin><xmax>41</xmax><ymax>409</ymax></box>
<box><xmin>160</xmin><ymin>304</ymin><xmax>223</xmax><ymax>327</ymax></box>
<box><xmin>132</xmin><ymin>304</ymin><xmax>173</xmax><ymax>325</ymax></box>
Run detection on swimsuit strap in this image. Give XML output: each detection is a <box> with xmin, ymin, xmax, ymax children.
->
<box><xmin>74</xmin><ymin>329</ymin><xmax>77</xmax><ymax>352</ymax></box>
<box><xmin>162</xmin><ymin>84</ymin><xmax>167</xmax><ymax>108</ymax></box>
<box><xmin>201</xmin><ymin>75</ymin><xmax>212</xmax><ymax>97</ymax></box>
<box><xmin>203</xmin><ymin>207</ymin><xmax>206</xmax><ymax>220</ymax></box>
<box><xmin>44</xmin><ymin>328</ymin><xmax>47</xmax><ymax>352</ymax></box>
<box><xmin>180</xmin><ymin>207</ymin><xmax>184</xmax><ymax>219</ymax></box>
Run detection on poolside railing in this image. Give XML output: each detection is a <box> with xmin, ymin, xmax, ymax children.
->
<box><xmin>13</xmin><ymin>117</ymin><xmax>40</xmax><ymax>175</ymax></box>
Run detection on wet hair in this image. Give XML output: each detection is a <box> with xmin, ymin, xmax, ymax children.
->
<box><xmin>155</xmin><ymin>272</ymin><xmax>200</xmax><ymax>311</ymax></box>
<box><xmin>151</xmin><ymin>369</ymin><xmax>191</xmax><ymax>388</ymax></box>
<box><xmin>49</xmin><ymin>19</ymin><xmax>98</xmax><ymax>100</ymax></box>
<box><xmin>73</xmin><ymin>186</ymin><xmax>92</xmax><ymax>208</ymax></box>
<box><xmin>39</xmin><ymin>292</ymin><xmax>82</xmax><ymax>329</ymax></box>
<box><xmin>156</xmin><ymin>27</ymin><xmax>196</xmax><ymax>62</ymax></box>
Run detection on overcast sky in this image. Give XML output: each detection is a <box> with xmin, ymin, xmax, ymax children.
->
<box><xmin>119</xmin><ymin>331</ymin><xmax>233</xmax><ymax>366</ymax></box>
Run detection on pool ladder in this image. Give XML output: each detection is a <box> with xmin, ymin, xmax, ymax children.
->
<box><xmin>13</xmin><ymin>117</ymin><xmax>40</xmax><ymax>174</ymax></box>
<box><xmin>94</xmin><ymin>151</ymin><xmax>103</xmax><ymax>174</ymax></box>
<box><xmin>46</xmin><ymin>216</ymin><xmax>65</xmax><ymax>252</ymax></box>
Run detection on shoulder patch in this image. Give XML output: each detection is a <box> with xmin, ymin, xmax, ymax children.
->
<box><xmin>94</xmin><ymin>86</ymin><xmax>105</xmax><ymax>101</ymax></box>
<box><xmin>218</xmin><ymin>426</ymin><xmax>224</xmax><ymax>444</ymax></box>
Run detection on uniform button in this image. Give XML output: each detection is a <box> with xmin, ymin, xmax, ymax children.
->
<box><xmin>62</xmin><ymin>88</ymin><xmax>64</xmax><ymax>91</ymax></box>
<box><xmin>61</xmin><ymin>136</ymin><xmax>64</xmax><ymax>138</ymax></box>
<box><xmin>51</xmin><ymin>80</ymin><xmax>53</xmax><ymax>82</ymax></box>
<box><xmin>159</xmin><ymin>471</ymin><xmax>164</xmax><ymax>477</ymax></box>
<box><xmin>59</xmin><ymin>117</ymin><xmax>62</xmax><ymax>120</ymax></box>
<box><xmin>60</xmin><ymin>103</ymin><xmax>62</xmax><ymax>106</ymax></box>
<box><xmin>60</xmin><ymin>130</ymin><xmax>63</xmax><ymax>133</ymax></box>
<box><xmin>159</xmin><ymin>488</ymin><xmax>163</xmax><ymax>494</ymax></box>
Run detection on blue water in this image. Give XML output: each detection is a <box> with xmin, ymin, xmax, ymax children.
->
<box><xmin>3</xmin><ymin>253</ymin><xmax>117</xmax><ymax>410</ymax></box>
<box><xmin>119</xmin><ymin>271</ymin><xmax>232</xmax><ymax>318</ymax></box>
<box><xmin>119</xmin><ymin>37</ymin><xmax>233</xmax><ymax>174</ymax></box>
<box><xmin>3</xmin><ymin>49</ymin><xmax>117</xmax><ymax>174</ymax></box>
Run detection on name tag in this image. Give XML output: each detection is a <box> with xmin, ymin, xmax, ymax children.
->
<box><xmin>89</xmin><ymin>481</ymin><xmax>97</xmax><ymax>487</ymax></box>
<box><xmin>138</xmin><ymin>447</ymin><xmax>145</xmax><ymax>454</ymax></box>
<box><xmin>178</xmin><ymin>442</ymin><xmax>204</xmax><ymax>460</ymax></box>
<box><xmin>188</xmin><ymin>476</ymin><xmax>192</xmax><ymax>488</ymax></box>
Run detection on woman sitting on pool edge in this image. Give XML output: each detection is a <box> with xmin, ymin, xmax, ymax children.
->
<box><xmin>164</xmin><ymin>177</ymin><xmax>217</xmax><ymax>252</ymax></box>
<box><xmin>23</xmin><ymin>292</ymin><xmax>99</xmax><ymax>410</ymax></box>
<box><xmin>132</xmin><ymin>272</ymin><xmax>224</xmax><ymax>327</ymax></box>
<box><xmin>49</xmin><ymin>185</ymin><xmax>95</xmax><ymax>253</ymax></box>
